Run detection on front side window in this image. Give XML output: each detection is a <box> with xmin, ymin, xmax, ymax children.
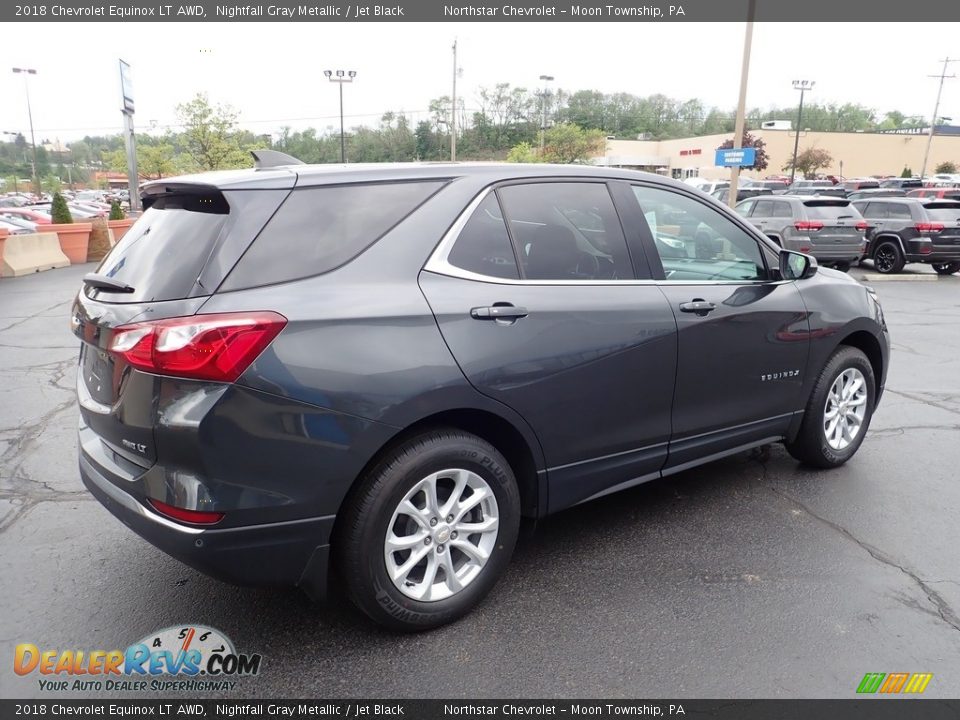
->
<box><xmin>751</xmin><ymin>199</ymin><xmax>774</xmax><ymax>218</ymax></box>
<box><xmin>496</xmin><ymin>183</ymin><xmax>634</xmax><ymax>281</ymax></box>
<box><xmin>631</xmin><ymin>185</ymin><xmax>767</xmax><ymax>282</ymax></box>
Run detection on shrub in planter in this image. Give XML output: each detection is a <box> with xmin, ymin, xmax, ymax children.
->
<box><xmin>51</xmin><ymin>192</ymin><xmax>73</xmax><ymax>224</ymax></box>
<box><xmin>106</xmin><ymin>199</ymin><xmax>135</xmax><ymax>243</ymax></box>
<box><xmin>48</xmin><ymin>191</ymin><xmax>91</xmax><ymax>264</ymax></box>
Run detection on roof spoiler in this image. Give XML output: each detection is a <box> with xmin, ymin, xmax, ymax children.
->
<box><xmin>250</xmin><ymin>149</ymin><xmax>304</xmax><ymax>169</ymax></box>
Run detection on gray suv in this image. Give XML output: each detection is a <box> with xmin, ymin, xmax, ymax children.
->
<box><xmin>852</xmin><ymin>198</ymin><xmax>960</xmax><ymax>274</ymax></box>
<box><xmin>735</xmin><ymin>195</ymin><xmax>867</xmax><ymax>271</ymax></box>
<box><xmin>73</xmin><ymin>156</ymin><xmax>889</xmax><ymax>630</ymax></box>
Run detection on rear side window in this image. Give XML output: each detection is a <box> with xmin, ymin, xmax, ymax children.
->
<box><xmin>886</xmin><ymin>204</ymin><xmax>913</xmax><ymax>220</ymax></box>
<box><xmin>497</xmin><ymin>182</ymin><xmax>634</xmax><ymax>281</ymax></box>
<box><xmin>924</xmin><ymin>204</ymin><xmax>960</xmax><ymax>222</ymax></box>
<box><xmin>92</xmin><ymin>192</ymin><xmax>229</xmax><ymax>303</ymax></box>
<box><xmin>223</xmin><ymin>181</ymin><xmax>445</xmax><ymax>290</ymax></box>
<box><xmin>448</xmin><ymin>194</ymin><xmax>519</xmax><ymax>280</ymax></box>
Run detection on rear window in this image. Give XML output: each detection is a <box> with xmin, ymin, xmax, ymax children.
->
<box><xmin>803</xmin><ymin>202</ymin><xmax>860</xmax><ymax>221</ymax></box>
<box><xmin>91</xmin><ymin>192</ymin><xmax>229</xmax><ymax>303</ymax></box>
<box><xmin>222</xmin><ymin>180</ymin><xmax>445</xmax><ymax>291</ymax></box>
<box><xmin>924</xmin><ymin>204</ymin><xmax>960</xmax><ymax>221</ymax></box>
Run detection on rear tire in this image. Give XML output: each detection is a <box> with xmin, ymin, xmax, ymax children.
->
<box><xmin>785</xmin><ymin>346</ymin><xmax>876</xmax><ymax>469</ymax></box>
<box><xmin>932</xmin><ymin>262</ymin><xmax>960</xmax><ymax>275</ymax></box>
<box><xmin>872</xmin><ymin>241</ymin><xmax>905</xmax><ymax>274</ymax></box>
<box><xmin>336</xmin><ymin>430</ymin><xmax>520</xmax><ymax>631</ymax></box>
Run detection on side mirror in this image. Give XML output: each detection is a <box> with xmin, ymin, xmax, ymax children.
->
<box><xmin>780</xmin><ymin>250</ymin><xmax>818</xmax><ymax>280</ymax></box>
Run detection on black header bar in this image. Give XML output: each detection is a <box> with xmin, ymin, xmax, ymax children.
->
<box><xmin>5</xmin><ymin>0</ymin><xmax>960</xmax><ymax>22</ymax></box>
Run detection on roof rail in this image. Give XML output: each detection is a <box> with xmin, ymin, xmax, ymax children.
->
<box><xmin>250</xmin><ymin>149</ymin><xmax>305</xmax><ymax>169</ymax></box>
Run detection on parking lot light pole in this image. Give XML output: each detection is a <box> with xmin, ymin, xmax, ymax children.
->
<box><xmin>920</xmin><ymin>58</ymin><xmax>955</xmax><ymax>182</ymax></box>
<box><xmin>2</xmin><ymin>131</ymin><xmax>20</xmax><ymax>193</ymax></box>
<box><xmin>324</xmin><ymin>69</ymin><xmax>356</xmax><ymax>163</ymax></box>
<box><xmin>12</xmin><ymin>67</ymin><xmax>40</xmax><ymax>196</ymax></box>
<box><xmin>789</xmin><ymin>80</ymin><xmax>815</xmax><ymax>185</ymax></box>
<box><xmin>727</xmin><ymin>0</ymin><xmax>755</xmax><ymax>210</ymax></box>
<box><xmin>539</xmin><ymin>74</ymin><xmax>554</xmax><ymax>152</ymax></box>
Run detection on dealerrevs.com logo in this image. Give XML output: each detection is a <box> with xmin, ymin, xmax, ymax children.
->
<box><xmin>14</xmin><ymin>625</ymin><xmax>262</xmax><ymax>693</ymax></box>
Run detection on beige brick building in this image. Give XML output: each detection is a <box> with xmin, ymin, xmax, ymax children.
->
<box><xmin>594</xmin><ymin>128</ymin><xmax>960</xmax><ymax>181</ymax></box>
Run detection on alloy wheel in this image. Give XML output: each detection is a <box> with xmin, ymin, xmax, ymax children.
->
<box><xmin>823</xmin><ymin>368</ymin><xmax>868</xmax><ymax>451</ymax></box>
<box><xmin>384</xmin><ymin>468</ymin><xmax>500</xmax><ymax>602</ymax></box>
<box><xmin>874</xmin><ymin>245</ymin><xmax>896</xmax><ymax>273</ymax></box>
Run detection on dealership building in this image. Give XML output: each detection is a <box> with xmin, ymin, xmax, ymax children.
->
<box><xmin>593</xmin><ymin>126</ymin><xmax>960</xmax><ymax>180</ymax></box>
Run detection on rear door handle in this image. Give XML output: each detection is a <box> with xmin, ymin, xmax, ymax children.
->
<box><xmin>679</xmin><ymin>300</ymin><xmax>717</xmax><ymax>315</ymax></box>
<box><xmin>471</xmin><ymin>305</ymin><xmax>529</xmax><ymax>320</ymax></box>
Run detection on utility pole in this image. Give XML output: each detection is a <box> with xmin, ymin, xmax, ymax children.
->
<box><xmin>324</xmin><ymin>69</ymin><xmax>357</xmax><ymax>163</ymax></box>
<box><xmin>727</xmin><ymin>0</ymin><xmax>755</xmax><ymax>210</ymax></box>
<box><xmin>920</xmin><ymin>57</ymin><xmax>956</xmax><ymax>181</ymax></box>
<box><xmin>451</xmin><ymin>39</ymin><xmax>457</xmax><ymax>162</ymax></box>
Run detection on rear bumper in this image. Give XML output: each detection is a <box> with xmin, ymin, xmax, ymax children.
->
<box><xmin>79</xmin><ymin>448</ymin><xmax>334</xmax><ymax>599</ymax></box>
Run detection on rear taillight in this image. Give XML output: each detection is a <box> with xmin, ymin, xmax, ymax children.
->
<box><xmin>794</xmin><ymin>220</ymin><xmax>823</xmax><ymax>232</ymax></box>
<box><xmin>149</xmin><ymin>499</ymin><xmax>224</xmax><ymax>525</ymax></box>
<box><xmin>915</xmin><ymin>222</ymin><xmax>944</xmax><ymax>233</ymax></box>
<box><xmin>855</xmin><ymin>221</ymin><xmax>869</xmax><ymax>231</ymax></box>
<box><xmin>109</xmin><ymin>311</ymin><xmax>287</xmax><ymax>383</ymax></box>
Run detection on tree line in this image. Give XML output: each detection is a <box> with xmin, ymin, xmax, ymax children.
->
<box><xmin>0</xmin><ymin>87</ymin><xmax>951</xmax><ymax>189</ymax></box>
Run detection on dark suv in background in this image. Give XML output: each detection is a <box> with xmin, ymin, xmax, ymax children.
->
<box><xmin>852</xmin><ymin>197</ymin><xmax>960</xmax><ymax>274</ymax></box>
<box><xmin>74</xmin><ymin>156</ymin><xmax>889</xmax><ymax>630</ymax></box>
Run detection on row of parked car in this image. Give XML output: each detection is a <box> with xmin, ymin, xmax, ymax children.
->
<box><xmin>730</xmin><ymin>193</ymin><xmax>960</xmax><ymax>275</ymax></box>
<box><xmin>682</xmin><ymin>175</ymin><xmax>960</xmax><ymax>275</ymax></box>
<box><xmin>0</xmin><ymin>190</ymin><xmax>122</xmax><ymax>235</ymax></box>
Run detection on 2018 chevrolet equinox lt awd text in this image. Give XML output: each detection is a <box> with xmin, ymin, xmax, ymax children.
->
<box><xmin>74</xmin><ymin>153</ymin><xmax>889</xmax><ymax>631</ymax></box>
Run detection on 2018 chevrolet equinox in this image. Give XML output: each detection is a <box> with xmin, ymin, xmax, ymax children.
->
<box><xmin>74</xmin><ymin>154</ymin><xmax>889</xmax><ymax>630</ymax></box>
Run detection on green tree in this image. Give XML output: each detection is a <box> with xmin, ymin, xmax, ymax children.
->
<box><xmin>716</xmin><ymin>131</ymin><xmax>769</xmax><ymax>172</ymax></box>
<box><xmin>109</xmin><ymin>201</ymin><xmax>125</xmax><ymax>221</ymax></box>
<box><xmin>935</xmin><ymin>161</ymin><xmax>958</xmax><ymax>174</ymax></box>
<box><xmin>507</xmin><ymin>124</ymin><xmax>606</xmax><ymax>164</ymax></box>
<box><xmin>783</xmin><ymin>147</ymin><xmax>833</xmax><ymax>179</ymax></box>
<box><xmin>51</xmin><ymin>191</ymin><xmax>73</xmax><ymax>224</ymax></box>
<box><xmin>176</xmin><ymin>93</ymin><xmax>252</xmax><ymax>171</ymax></box>
<box><xmin>901</xmin><ymin>166</ymin><xmax>913</xmax><ymax>178</ymax></box>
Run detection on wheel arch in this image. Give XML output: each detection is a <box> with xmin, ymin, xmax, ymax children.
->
<box><xmin>837</xmin><ymin>330</ymin><xmax>884</xmax><ymax>398</ymax></box>
<box><xmin>870</xmin><ymin>233</ymin><xmax>906</xmax><ymax>257</ymax></box>
<box><xmin>335</xmin><ymin>407</ymin><xmax>545</xmax><ymax>534</ymax></box>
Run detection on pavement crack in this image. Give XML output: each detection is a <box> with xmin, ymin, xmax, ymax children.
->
<box><xmin>885</xmin><ymin>388</ymin><xmax>960</xmax><ymax>418</ymax></box>
<box><xmin>770</xmin><ymin>487</ymin><xmax>960</xmax><ymax>634</ymax></box>
<box><xmin>0</xmin><ymin>300</ymin><xmax>72</xmax><ymax>333</ymax></box>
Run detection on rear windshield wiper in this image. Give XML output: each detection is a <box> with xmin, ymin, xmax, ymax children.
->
<box><xmin>83</xmin><ymin>273</ymin><xmax>135</xmax><ymax>293</ymax></box>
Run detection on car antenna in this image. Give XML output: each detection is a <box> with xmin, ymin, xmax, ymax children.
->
<box><xmin>250</xmin><ymin>149</ymin><xmax>305</xmax><ymax>169</ymax></box>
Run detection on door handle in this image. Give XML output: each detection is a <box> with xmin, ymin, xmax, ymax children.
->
<box><xmin>471</xmin><ymin>305</ymin><xmax>529</xmax><ymax>320</ymax></box>
<box><xmin>679</xmin><ymin>300</ymin><xmax>717</xmax><ymax>316</ymax></box>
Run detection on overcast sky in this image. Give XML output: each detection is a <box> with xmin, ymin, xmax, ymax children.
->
<box><xmin>2</xmin><ymin>22</ymin><xmax>958</xmax><ymax>143</ymax></box>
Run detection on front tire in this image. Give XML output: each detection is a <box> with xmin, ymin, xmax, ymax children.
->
<box><xmin>785</xmin><ymin>346</ymin><xmax>876</xmax><ymax>468</ymax></box>
<box><xmin>336</xmin><ymin>430</ymin><xmax>520</xmax><ymax>631</ymax></box>
<box><xmin>932</xmin><ymin>261</ymin><xmax>960</xmax><ymax>275</ymax></box>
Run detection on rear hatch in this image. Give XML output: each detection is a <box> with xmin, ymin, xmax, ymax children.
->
<box><xmin>923</xmin><ymin>202</ymin><xmax>960</xmax><ymax>254</ymax></box>
<box><xmin>72</xmin><ymin>180</ymin><xmax>292</xmax><ymax>470</ymax></box>
<box><xmin>799</xmin><ymin>200</ymin><xmax>867</xmax><ymax>253</ymax></box>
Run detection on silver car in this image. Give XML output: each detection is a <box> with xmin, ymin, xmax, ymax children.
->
<box><xmin>735</xmin><ymin>195</ymin><xmax>868</xmax><ymax>271</ymax></box>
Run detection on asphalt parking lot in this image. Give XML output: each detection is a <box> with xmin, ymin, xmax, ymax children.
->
<box><xmin>1</xmin><ymin>262</ymin><xmax>959</xmax><ymax>699</ymax></box>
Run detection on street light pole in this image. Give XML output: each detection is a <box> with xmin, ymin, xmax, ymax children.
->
<box><xmin>789</xmin><ymin>79</ymin><xmax>815</xmax><ymax>185</ymax></box>
<box><xmin>539</xmin><ymin>74</ymin><xmax>554</xmax><ymax>152</ymax></box>
<box><xmin>2</xmin><ymin>131</ymin><xmax>20</xmax><ymax>193</ymax></box>
<box><xmin>324</xmin><ymin>69</ymin><xmax>356</xmax><ymax>163</ymax></box>
<box><xmin>451</xmin><ymin>39</ymin><xmax>458</xmax><ymax>162</ymax></box>
<box><xmin>727</xmin><ymin>0</ymin><xmax>755</xmax><ymax>210</ymax></box>
<box><xmin>12</xmin><ymin>67</ymin><xmax>40</xmax><ymax>196</ymax></box>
